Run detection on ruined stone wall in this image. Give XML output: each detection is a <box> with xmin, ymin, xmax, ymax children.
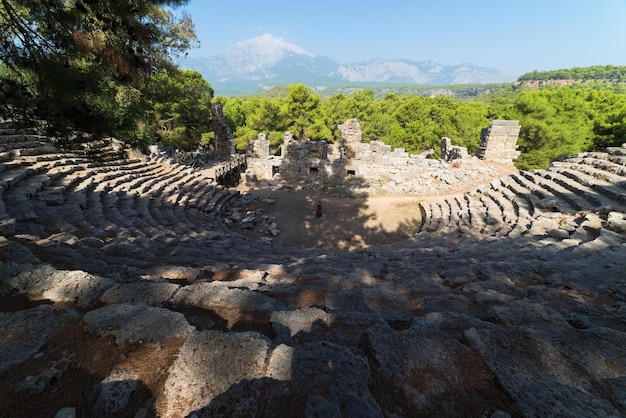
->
<box><xmin>244</xmin><ymin>122</ymin><xmax>441</xmax><ymax>184</ymax></box>
<box><xmin>244</xmin><ymin>118</ymin><xmax>517</xmax><ymax>189</ymax></box>
<box><xmin>245</xmin><ymin>132</ymin><xmax>332</xmax><ymax>181</ymax></box>
<box><xmin>211</xmin><ymin>102</ymin><xmax>236</xmax><ymax>159</ymax></box>
<box><xmin>281</xmin><ymin>136</ymin><xmax>329</xmax><ymax>179</ymax></box>
<box><xmin>338</xmin><ymin>118</ymin><xmax>362</xmax><ymax>160</ymax></box>
<box><xmin>476</xmin><ymin>120</ymin><xmax>521</xmax><ymax>164</ymax></box>
<box><xmin>441</xmin><ymin>137</ymin><xmax>469</xmax><ymax>161</ymax></box>
<box><xmin>248</xmin><ymin>133</ymin><xmax>271</xmax><ymax>159</ymax></box>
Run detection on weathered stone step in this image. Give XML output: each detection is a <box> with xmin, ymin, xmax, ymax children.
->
<box><xmin>64</xmin><ymin>181</ymin><xmax>91</xmax><ymax>208</ymax></box>
<box><xmin>90</xmin><ymin>159</ymin><xmax>154</xmax><ymax>182</ymax></box>
<box><xmin>0</xmin><ymin>134</ymin><xmax>55</xmax><ymax>154</ymax></box>
<box><xmin>0</xmin><ymin>151</ymin><xmax>11</xmax><ymax>164</ymax></box>
<box><xmin>444</xmin><ymin>196</ymin><xmax>464</xmax><ymax>228</ymax></box>
<box><xmin>553</xmin><ymin>160</ymin><xmax>626</xmax><ymax>188</ymax></box>
<box><xmin>0</xmin><ymin>194</ymin><xmax>16</xmax><ymax>235</ymax></box>
<box><xmin>141</xmin><ymin>196</ymin><xmax>213</xmax><ymax>239</ymax></box>
<box><xmin>164</xmin><ymin>206</ymin><xmax>197</xmax><ymax>235</ymax></box>
<box><xmin>103</xmin><ymin>193</ymin><xmax>148</xmax><ymax>237</ymax></box>
<box><xmin>139</xmin><ymin>167</ymin><xmax>189</xmax><ymax>196</ymax></box>
<box><xmin>565</xmin><ymin>156</ymin><xmax>626</xmax><ymax>177</ymax></box>
<box><xmin>84</xmin><ymin>189</ymin><xmax>124</xmax><ymax>238</ymax></box>
<box><xmin>479</xmin><ymin>191</ymin><xmax>507</xmax><ymax>226</ymax></box>
<box><xmin>100</xmin><ymin>164</ymin><xmax>168</xmax><ymax>191</ymax></box>
<box><xmin>422</xmin><ymin>202</ymin><xmax>441</xmax><ymax>232</ymax></box>
<box><xmin>32</xmin><ymin>165</ymin><xmax>85</xmax><ymax>206</ymax></box>
<box><xmin>5</xmin><ymin>173</ymin><xmax>52</xmax><ymax>198</ymax></box>
<box><xmin>155</xmin><ymin>172</ymin><xmax>203</xmax><ymax>206</ymax></box>
<box><xmin>499</xmin><ymin>176</ymin><xmax>539</xmax><ymax>218</ymax></box>
<box><xmin>486</xmin><ymin>186</ymin><xmax>519</xmax><ymax>228</ymax></box>
<box><xmin>436</xmin><ymin>200</ymin><xmax>452</xmax><ymax>230</ymax></box>
<box><xmin>32</xmin><ymin>204</ymin><xmax>80</xmax><ymax>236</ymax></box>
<box><xmin>0</xmin><ymin>215</ymin><xmax>16</xmax><ymax>236</ymax></box>
<box><xmin>27</xmin><ymin>152</ymin><xmax>86</xmax><ymax>164</ymax></box>
<box><xmin>550</xmin><ymin>164</ymin><xmax>626</xmax><ymax>207</ymax></box>
<box><xmin>606</xmin><ymin>144</ymin><xmax>626</xmax><ymax>156</ymax></box>
<box><xmin>464</xmin><ymin>192</ymin><xmax>489</xmax><ymax>228</ymax></box>
<box><xmin>175</xmin><ymin>177</ymin><xmax>211</xmax><ymax>206</ymax></box>
<box><xmin>132</xmin><ymin>196</ymin><xmax>164</xmax><ymax>230</ymax></box>
<box><xmin>116</xmin><ymin>162</ymin><xmax>176</xmax><ymax>192</ymax></box>
<box><xmin>189</xmin><ymin>186</ymin><xmax>221</xmax><ymax>211</ymax></box>
<box><xmin>0</xmin><ymin>166</ymin><xmax>40</xmax><ymax>193</ymax></box>
<box><xmin>2</xmin><ymin>172</ymin><xmax>56</xmax><ymax>222</ymax></box>
<box><xmin>146</xmin><ymin>197</ymin><xmax>217</xmax><ymax>238</ymax></box>
<box><xmin>524</xmin><ymin>171</ymin><xmax>596</xmax><ymax>212</ymax></box>
<box><xmin>571</xmin><ymin>152</ymin><xmax>626</xmax><ymax>168</ymax></box>
<box><xmin>214</xmin><ymin>190</ymin><xmax>240</xmax><ymax>214</ymax></box>
<box><xmin>0</xmin><ymin>133</ymin><xmax>51</xmax><ymax>144</ymax></box>
<box><xmin>512</xmin><ymin>171</ymin><xmax>578</xmax><ymax>212</ymax></box>
<box><xmin>541</xmin><ymin>169</ymin><xmax>618</xmax><ymax>211</ymax></box>
<box><xmin>508</xmin><ymin>172</ymin><xmax>547</xmax><ymax>203</ymax></box>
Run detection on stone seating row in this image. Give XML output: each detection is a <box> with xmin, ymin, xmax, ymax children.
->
<box><xmin>420</xmin><ymin>145</ymin><xmax>626</xmax><ymax>242</ymax></box>
<box><xmin>0</xmin><ymin>134</ymin><xmax>59</xmax><ymax>156</ymax></box>
<box><xmin>4</xmin><ymin>129</ymin><xmax>624</xmax><ymax>279</ymax></box>
<box><xmin>550</xmin><ymin>161</ymin><xmax>626</xmax><ymax>201</ymax></box>
<box><xmin>19</xmin><ymin>188</ymin><xmax>237</xmax><ymax>277</ymax></box>
<box><xmin>0</xmin><ymin>135</ymin><xmax>248</xmax><ymax>277</ymax></box>
<box><xmin>56</xmin><ymin>164</ymin><xmax>224</xmax><ymax>235</ymax></box>
<box><xmin>3</xmin><ymin>127</ymin><xmax>626</xmax><ymax>417</ymax></box>
<box><xmin>565</xmin><ymin>156</ymin><xmax>626</xmax><ymax>178</ymax></box>
<box><xmin>421</xmin><ymin>177</ymin><xmax>534</xmax><ymax>239</ymax></box>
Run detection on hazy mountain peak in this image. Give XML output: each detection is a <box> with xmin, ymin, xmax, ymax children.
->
<box><xmin>225</xmin><ymin>33</ymin><xmax>314</xmax><ymax>70</ymax></box>
<box><xmin>179</xmin><ymin>34</ymin><xmax>514</xmax><ymax>95</ymax></box>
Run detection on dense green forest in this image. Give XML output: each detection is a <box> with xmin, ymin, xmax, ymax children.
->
<box><xmin>1</xmin><ymin>1</ymin><xmax>625</xmax><ymax>170</ymax></box>
<box><xmin>518</xmin><ymin>65</ymin><xmax>626</xmax><ymax>82</ymax></box>
<box><xmin>214</xmin><ymin>82</ymin><xmax>626</xmax><ymax>169</ymax></box>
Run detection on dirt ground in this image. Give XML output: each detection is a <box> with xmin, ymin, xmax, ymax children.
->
<box><xmin>236</xmin><ymin>188</ymin><xmax>424</xmax><ymax>251</ymax></box>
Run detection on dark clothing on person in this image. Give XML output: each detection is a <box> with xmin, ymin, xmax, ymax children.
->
<box><xmin>316</xmin><ymin>201</ymin><xmax>322</xmax><ymax>218</ymax></box>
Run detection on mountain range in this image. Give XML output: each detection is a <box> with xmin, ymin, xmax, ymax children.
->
<box><xmin>178</xmin><ymin>33</ymin><xmax>514</xmax><ymax>96</ymax></box>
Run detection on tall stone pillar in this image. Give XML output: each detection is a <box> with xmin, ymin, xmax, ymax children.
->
<box><xmin>338</xmin><ymin>118</ymin><xmax>362</xmax><ymax>161</ymax></box>
<box><xmin>211</xmin><ymin>102</ymin><xmax>236</xmax><ymax>159</ymax></box>
<box><xmin>476</xmin><ymin>120</ymin><xmax>521</xmax><ymax>164</ymax></box>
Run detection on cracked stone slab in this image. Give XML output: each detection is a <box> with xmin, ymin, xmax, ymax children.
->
<box><xmin>160</xmin><ymin>330</ymin><xmax>271</xmax><ymax>417</ymax></box>
<box><xmin>193</xmin><ymin>340</ymin><xmax>382</xmax><ymax>418</ymax></box>
<box><xmin>171</xmin><ymin>281</ymin><xmax>284</xmax><ymax>319</ymax></box>
<box><xmin>83</xmin><ymin>303</ymin><xmax>194</xmax><ymax>345</ymax></box>
<box><xmin>99</xmin><ymin>282</ymin><xmax>180</xmax><ymax>306</ymax></box>
<box><xmin>270</xmin><ymin>307</ymin><xmax>334</xmax><ymax>340</ymax></box>
<box><xmin>8</xmin><ymin>264</ymin><xmax>115</xmax><ymax>308</ymax></box>
<box><xmin>465</xmin><ymin>323</ymin><xmax>626</xmax><ymax>417</ymax></box>
<box><xmin>364</xmin><ymin>320</ymin><xmax>503</xmax><ymax>415</ymax></box>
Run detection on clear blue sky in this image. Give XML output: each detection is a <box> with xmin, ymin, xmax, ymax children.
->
<box><xmin>177</xmin><ymin>0</ymin><xmax>626</xmax><ymax>78</ymax></box>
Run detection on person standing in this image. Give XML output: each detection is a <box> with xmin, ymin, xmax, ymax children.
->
<box><xmin>316</xmin><ymin>201</ymin><xmax>322</xmax><ymax>218</ymax></box>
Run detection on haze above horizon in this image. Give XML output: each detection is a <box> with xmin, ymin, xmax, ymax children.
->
<box><xmin>179</xmin><ymin>0</ymin><xmax>626</xmax><ymax>79</ymax></box>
